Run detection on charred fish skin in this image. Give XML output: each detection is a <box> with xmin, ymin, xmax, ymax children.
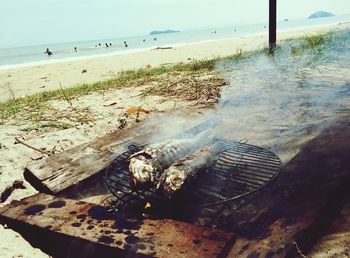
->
<box><xmin>128</xmin><ymin>139</ymin><xmax>198</xmax><ymax>189</ymax></box>
<box><xmin>157</xmin><ymin>163</ymin><xmax>193</xmax><ymax>199</ymax></box>
<box><xmin>158</xmin><ymin>146</ymin><xmax>219</xmax><ymax>199</ymax></box>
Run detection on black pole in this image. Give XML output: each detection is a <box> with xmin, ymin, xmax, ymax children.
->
<box><xmin>269</xmin><ymin>0</ymin><xmax>277</xmax><ymax>52</ymax></box>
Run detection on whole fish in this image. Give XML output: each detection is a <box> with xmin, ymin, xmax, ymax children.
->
<box><xmin>157</xmin><ymin>145</ymin><xmax>219</xmax><ymax>199</ymax></box>
<box><xmin>128</xmin><ymin>139</ymin><xmax>197</xmax><ymax>188</ymax></box>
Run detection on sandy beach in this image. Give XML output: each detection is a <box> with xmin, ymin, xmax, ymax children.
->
<box><xmin>1</xmin><ymin>22</ymin><xmax>350</xmax><ymax>257</ymax></box>
<box><xmin>1</xmin><ymin>23</ymin><xmax>350</xmax><ymax>103</ymax></box>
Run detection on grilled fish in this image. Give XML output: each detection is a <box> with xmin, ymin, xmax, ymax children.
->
<box><xmin>157</xmin><ymin>145</ymin><xmax>219</xmax><ymax>199</ymax></box>
<box><xmin>129</xmin><ymin>139</ymin><xmax>197</xmax><ymax>188</ymax></box>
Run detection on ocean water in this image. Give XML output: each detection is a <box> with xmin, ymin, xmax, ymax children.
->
<box><xmin>1</xmin><ymin>14</ymin><xmax>350</xmax><ymax>69</ymax></box>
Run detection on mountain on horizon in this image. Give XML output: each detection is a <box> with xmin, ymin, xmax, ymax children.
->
<box><xmin>308</xmin><ymin>11</ymin><xmax>335</xmax><ymax>19</ymax></box>
<box><xmin>149</xmin><ymin>29</ymin><xmax>180</xmax><ymax>35</ymax></box>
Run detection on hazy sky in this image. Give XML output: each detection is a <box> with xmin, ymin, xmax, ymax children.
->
<box><xmin>1</xmin><ymin>0</ymin><xmax>349</xmax><ymax>48</ymax></box>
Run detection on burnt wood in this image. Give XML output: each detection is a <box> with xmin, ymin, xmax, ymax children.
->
<box><xmin>309</xmin><ymin>193</ymin><xmax>350</xmax><ymax>256</ymax></box>
<box><xmin>0</xmin><ymin>193</ymin><xmax>235</xmax><ymax>258</ymax></box>
<box><xmin>25</xmin><ymin>127</ymin><xmax>139</xmax><ymax>194</ymax></box>
<box><xmin>224</xmin><ymin>118</ymin><xmax>350</xmax><ymax>257</ymax></box>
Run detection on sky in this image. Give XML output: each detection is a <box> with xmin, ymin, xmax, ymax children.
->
<box><xmin>0</xmin><ymin>0</ymin><xmax>350</xmax><ymax>48</ymax></box>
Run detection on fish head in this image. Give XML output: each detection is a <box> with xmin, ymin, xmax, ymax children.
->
<box><xmin>129</xmin><ymin>155</ymin><xmax>159</xmax><ymax>187</ymax></box>
<box><xmin>164</xmin><ymin>167</ymin><xmax>186</xmax><ymax>194</ymax></box>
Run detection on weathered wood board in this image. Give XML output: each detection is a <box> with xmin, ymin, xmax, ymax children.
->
<box><xmin>309</xmin><ymin>197</ymin><xmax>350</xmax><ymax>257</ymax></box>
<box><xmin>24</xmin><ymin>119</ymin><xmax>210</xmax><ymax>195</ymax></box>
<box><xmin>219</xmin><ymin>118</ymin><xmax>350</xmax><ymax>257</ymax></box>
<box><xmin>25</xmin><ymin>126</ymin><xmax>139</xmax><ymax>194</ymax></box>
<box><xmin>0</xmin><ymin>193</ymin><xmax>235</xmax><ymax>258</ymax></box>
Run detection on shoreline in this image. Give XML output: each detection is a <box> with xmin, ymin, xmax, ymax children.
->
<box><xmin>1</xmin><ymin>22</ymin><xmax>350</xmax><ymax>102</ymax></box>
<box><xmin>0</xmin><ymin>21</ymin><xmax>347</xmax><ymax>71</ymax></box>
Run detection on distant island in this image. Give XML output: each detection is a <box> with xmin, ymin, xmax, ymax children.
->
<box><xmin>149</xmin><ymin>29</ymin><xmax>180</xmax><ymax>35</ymax></box>
<box><xmin>308</xmin><ymin>11</ymin><xmax>335</xmax><ymax>19</ymax></box>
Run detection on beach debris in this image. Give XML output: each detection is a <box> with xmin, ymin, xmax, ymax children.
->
<box><xmin>0</xmin><ymin>180</ymin><xmax>26</xmax><ymax>203</ymax></box>
<box><xmin>117</xmin><ymin>113</ymin><xmax>128</xmax><ymax>129</ymax></box>
<box><xmin>126</xmin><ymin>107</ymin><xmax>155</xmax><ymax>123</ymax></box>
<box><xmin>14</xmin><ymin>137</ymin><xmax>52</xmax><ymax>156</ymax></box>
<box><xmin>116</xmin><ymin>107</ymin><xmax>156</xmax><ymax>129</ymax></box>
<box><xmin>153</xmin><ymin>46</ymin><xmax>173</xmax><ymax>50</ymax></box>
<box><xmin>40</xmin><ymin>85</ymin><xmax>46</xmax><ymax>88</ymax></box>
<box><xmin>40</xmin><ymin>76</ymin><xmax>47</xmax><ymax>80</ymax></box>
<box><xmin>126</xmin><ymin>107</ymin><xmax>152</xmax><ymax>115</ymax></box>
<box><xmin>0</xmin><ymin>143</ymin><xmax>6</xmax><ymax>150</ymax></box>
<box><xmin>140</xmin><ymin>71</ymin><xmax>226</xmax><ymax>106</ymax></box>
<box><xmin>81</xmin><ymin>69</ymin><xmax>87</xmax><ymax>73</ymax></box>
<box><xmin>31</xmin><ymin>153</ymin><xmax>45</xmax><ymax>161</ymax></box>
<box><xmin>103</xmin><ymin>102</ymin><xmax>118</xmax><ymax>107</ymax></box>
<box><xmin>146</xmin><ymin>64</ymin><xmax>152</xmax><ymax>70</ymax></box>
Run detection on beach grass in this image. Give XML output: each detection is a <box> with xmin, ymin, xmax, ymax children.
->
<box><xmin>0</xmin><ymin>31</ymin><xmax>335</xmax><ymax>124</ymax></box>
<box><xmin>290</xmin><ymin>33</ymin><xmax>328</xmax><ymax>56</ymax></box>
<box><xmin>303</xmin><ymin>34</ymin><xmax>327</xmax><ymax>48</ymax></box>
<box><xmin>0</xmin><ymin>51</ymin><xmax>245</xmax><ymax>123</ymax></box>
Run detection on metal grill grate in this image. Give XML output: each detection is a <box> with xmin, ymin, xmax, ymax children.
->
<box><xmin>104</xmin><ymin>139</ymin><xmax>281</xmax><ymax>212</ymax></box>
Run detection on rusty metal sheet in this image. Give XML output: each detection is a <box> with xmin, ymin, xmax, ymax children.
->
<box><xmin>0</xmin><ymin>193</ymin><xmax>235</xmax><ymax>257</ymax></box>
<box><xmin>225</xmin><ymin>119</ymin><xmax>350</xmax><ymax>257</ymax></box>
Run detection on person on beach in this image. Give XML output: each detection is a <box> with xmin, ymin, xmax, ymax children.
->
<box><xmin>44</xmin><ymin>48</ymin><xmax>52</xmax><ymax>55</ymax></box>
<box><xmin>105</xmin><ymin>43</ymin><xmax>109</xmax><ymax>47</ymax></box>
<box><xmin>124</xmin><ymin>41</ymin><xmax>128</xmax><ymax>48</ymax></box>
<box><xmin>74</xmin><ymin>47</ymin><xmax>77</xmax><ymax>52</ymax></box>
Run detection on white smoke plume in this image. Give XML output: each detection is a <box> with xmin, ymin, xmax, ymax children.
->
<box><xmin>135</xmin><ymin>30</ymin><xmax>350</xmax><ymax>164</ymax></box>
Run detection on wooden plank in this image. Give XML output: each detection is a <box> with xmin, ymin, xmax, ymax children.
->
<box><xmin>24</xmin><ymin>126</ymin><xmax>141</xmax><ymax>194</ymax></box>
<box><xmin>309</xmin><ymin>196</ymin><xmax>350</xmax><ymax>257</ymax></box>
<box><xmin>0</xmin><ymin>193</ymin><xmax>235</xmax><ymax>258</ymax></box>
<box><xmin>220</xmin><ymin>118</ymin><xmax>350</xmax><ymax>257</ymax></box>
<box><xmin>24</xmin><ymin>118</ymin><xmax>212</xmax><ymax>195</ymax></box>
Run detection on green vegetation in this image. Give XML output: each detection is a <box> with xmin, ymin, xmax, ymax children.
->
<box><xmin>0</xmin><ymin>49</ymin><xmax>244</xmax><ymax>123</ymax></box>
<box><xmin>0</xmin><ymin>30</ymin><xmax>338</xmax><ymax>125</ymax></box>
<box><xmin>290</xmin><ymin>33</ymin><xmax>328</xmax><ymax>56</ymax></box>
<box><xmin>303</xmin><ymin>34</ymin><xmax>327</xmax><ymax>49</ymax></box>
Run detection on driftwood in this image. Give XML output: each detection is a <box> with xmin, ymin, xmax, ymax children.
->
<box><xmin>24</xmin><ymin>127</ymin><xmax>138</xmax><ymax>194</ymax></box>
<box><xmin>15</xmin><ymin>137</ymin><xmax>51</xmax><ymax>156</ymax></box>
<box><xmin>0</xmin><ymin>193</ymin><xmax>235</xmax><ymax>258</ymax></box>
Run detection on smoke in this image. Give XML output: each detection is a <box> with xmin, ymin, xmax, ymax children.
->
<box><xmin>136</xmin><ymin>29</ymin><xmax>350</xmax><ymax>163</ymax></box>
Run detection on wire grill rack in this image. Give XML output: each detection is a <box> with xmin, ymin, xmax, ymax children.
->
<box><xmin>104</xmin><ymin>139</ymin><xmax>281</xmax><ymax>212</ymax></box>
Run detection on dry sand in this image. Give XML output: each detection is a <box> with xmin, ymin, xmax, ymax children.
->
<box><xmin>1</xmin><ymin>23</ymin><xmax>350</xmax><ymax>257</ymax></box>
<box><xmin>0</xmin><ymin>73</ymin><xmax>211</xmax><ymax>257</ymax></box>
<box><xmin>1</xmin><ymin>23</ymin><xmax>350</xmax><ymax>102</ymax></box>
